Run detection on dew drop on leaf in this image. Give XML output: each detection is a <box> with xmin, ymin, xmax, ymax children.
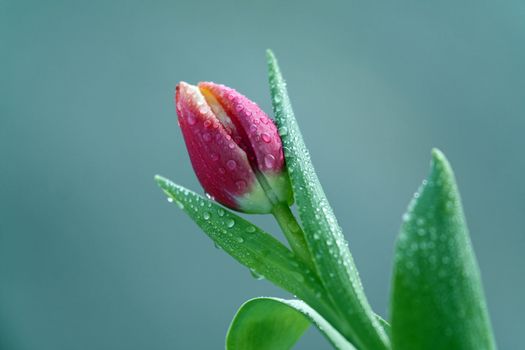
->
<box><xmin>249</xmin><ymin>269</ymin><xmax>264</xmax><ymax>280</ymax></box>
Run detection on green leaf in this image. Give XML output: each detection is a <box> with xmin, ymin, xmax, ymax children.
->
<box><xmin>155</xmin><ymin>175</ymin><xmax>339</xmax><ymax>323</ymax></box>
<box><xmin>226</xmin><ymin>297</ymin><xmax>357</xmax><ymax>350</ymax></box>
<box><xmin>390</xmin><ymin>149</ymin><xmax>496</xmax><ymax>350</ymax></box>
<box><xmin>266</xmin><ymin>50</ymin><xmax>389</xmax><ymax>350</ymax></box>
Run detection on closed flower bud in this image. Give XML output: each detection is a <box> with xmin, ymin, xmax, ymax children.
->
<box><xmin>175</xmin><ymin>81</ymin><xmax>292</xmax><ymax>214</ymax></box>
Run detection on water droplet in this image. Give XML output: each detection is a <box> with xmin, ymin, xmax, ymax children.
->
<box><xmin>203</xmin><ymin>119</ymin><xmax>212</xmax><ymax>128</ymax></box>
<box><xmin>187</xmin><ymin>115</ymin><xmax>197</xmax><ymax>125</ymax></box>
<box><xmin>167</xmin><ymin>197</ymin><xmax>174</xmax><ymax>203</ymax></box>
<box><xmin>287</xmin><ymin>220</ymin><xmax>300</xmax><ymax>233</ymax></box>
<box><xmin>246</xmin><ymin>226</ymin><xmax>256</xmax><ymax>233</ymax></box>
<box><xmin>228</xmin><ymin>142</ymin><xmax>235</xmax><ymax>149</ymax></box>
<box><xmin>226</xmin><ymin>218</ymin><xmax>235</xmax><ymax>228</ymax></box>
<box><xmin>235</xmin><ymin>236</ymin><xmax>244</xmax><ymax>243</ymax></box>
<box><xmin>217</xmin><ymin>208</ymin><xmax>225</xmax><ymax>217</ymax></box>
<box><xmin>203</xmin><ymin>212</ymin><xmax>211</xmax><ymax>220</ymax></box>
<box><xmin>292</xmin><ymin>272</ymin><xmax>305</xmax><ymax>282</ymax></box>
<box><xmin>226</xmin><ymin>160</ymin><xmax>237</xmax><ymax>170</ymax></box>
<box><xmin>261</xmin><ymin>133</ymin><xmax>271</xmax><ymax>143</ymax></box>
<box><xmin>250</xmin><ymin>269</ymin><xmax>264</xmax><ymax>280</ymax></box>
<box><xmin>202</xmin><ymin>133</ymin><xmax>212</xmax><ymax>142</ymax></box>
<box><xmin>235</xmin><ymin>180</ymin><xmax>247</xmax><ymax>191</ymax></box>
<box><xmin>264</xmin><ymin>154</ymin><xmax>276</xmax><ymax>168</ymax></box>
<box><xmin>211</xmin><ymin>153</ymin><xmax>219</xmax><ymax>161</ymax></box>
<box><xmin>279</xmin><ymin>127</ymin><xmax>288</xmax><ymax>136</ymax></box>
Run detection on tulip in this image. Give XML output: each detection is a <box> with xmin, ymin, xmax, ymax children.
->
<box><xmin>175</xmin><ymin>81</ymin><xmax>293</xmax><ymax>214</ymax></box>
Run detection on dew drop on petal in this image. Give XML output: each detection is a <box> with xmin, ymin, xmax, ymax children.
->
<box><xmin>226</xmin><ymin>218</ymin><xmax>235</xmax><ymax>228</ymax></box>
<box><xmin>228</xmin><ymin>142</ymin><xmax>235</xmax><ymax>149</ymax></box>
<box><xmin>235</xmin><ymin>180</ymin><xmax>247</xmax><ymax>191</ymax></box>
<box><xmin>261</xmin><ymin>133</ymin><xmax>271</xmax><ymax>143</ymax></box>
<box><xmin>217</xmin><ymin>208</ymin><xmax>225</xmax><ymax>217</ymax></box>
<box><xmin>264</xmin><ymin>154</ymin><xmax>276</xmax><ymax>169</ymax></box>
<box><xmin>203</xmin><ymin>212</ymin><xmax>211</xmax><ymax>220</ymax></box>
<box><xmin>202</xmin><ymin>133</ymin><xmax>212</xmax><ymax>142</ymax></box>
<box><xmin>187</xmin><ymin>115</ymin><xmax>197</xmax><ymax>125</ymax></box>
<box><xmin>226</xmin><ymin>160</ymin><xmax>237</xmax><ymax>170</ymax></box>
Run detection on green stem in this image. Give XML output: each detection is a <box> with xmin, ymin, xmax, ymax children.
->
<box><xmin>271</xmin><ymin>203</ymin><xmax>315</xmax><ymax>271</ymax></box>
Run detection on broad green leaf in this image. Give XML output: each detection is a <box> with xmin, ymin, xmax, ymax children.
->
<box><xmin>226</xmin><ymin>297</ymin><xmax>357</xmax><ymax>350</ymax></box>
<box><xmin>155</xmin><ymin>175</ymin><xmax>339</xmax><ymax>323</ymax></box>
<box><xmin>390</xmin><ymin>149</ymin><xmax>496</xmax><ymax>350</ymax></box>
<box><xmin>266</xmin><ymin>50</ymin><xmax>389</xmax><ymax>350</ymax></box>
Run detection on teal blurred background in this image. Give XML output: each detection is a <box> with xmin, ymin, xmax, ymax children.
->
<box><xmin>1</xmin><ymin>0</ymin><xmax>524</xmax><ymax>348</ymax></box>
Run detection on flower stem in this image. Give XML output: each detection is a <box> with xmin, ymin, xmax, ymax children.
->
<box><xmin>271</xmin><ymin>203</ymin><xmax>315</xmax><ymax>271</ymax></box>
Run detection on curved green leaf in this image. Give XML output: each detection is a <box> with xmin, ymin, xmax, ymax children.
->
<box><xmin>226</xmin><ymin>297</ymin><xmax>357</xmax><ymax>350</ymax></box>
<box><xmin>266</xmin><ymin>50</ymin><xmax>389</xmax><ymax>350</ymax></box>
<box><xmin>155</xmin><ymin>175</ymin><xmax>339</xmax><ymax>323</ymax></box>
<box><xmin>390</xmin><ymin>149</ymin><xmax>496</xmax><ymax>349</ymax></box>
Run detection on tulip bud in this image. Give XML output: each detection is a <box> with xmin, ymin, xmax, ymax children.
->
<box><xmin>175</xmin><ymin>81</ymin><xmax>293</xmax><ymax>214</ymax></box>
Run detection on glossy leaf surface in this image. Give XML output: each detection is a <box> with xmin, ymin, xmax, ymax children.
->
<box><xmin>155</xmin><ymin>176</ymin><xmax>334</xmax><ymax>317</ymax></box>
<box><xmin>390</xmin><ymin>149</ymin><xmax>496</xmax><ymax>350</ymax></box>
<box><xmin>226</xmin><ymin>297</ymin><xmax>357</xmax><ymax>350</ymax></box>
<box><xmin>266</xmin><ymin>50</ymin><xmax>389</xmax><ymax>350</ymax></box>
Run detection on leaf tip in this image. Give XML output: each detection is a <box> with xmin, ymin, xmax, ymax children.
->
<box><xmin>266</xmin><ymin>48</ymin><xmax>276</xmax><ymax>62</ymax></box>
<box><xmin>429</xmin><ymin>148</ymin><xmax>456</xmax><ymax>188</ymax></box>
<box><xmin>154</xmin><ymin>174</ymin><xmax>168</xmax><ymax>188</ymax></box>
